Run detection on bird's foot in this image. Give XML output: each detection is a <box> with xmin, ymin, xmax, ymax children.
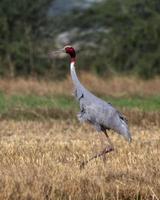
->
<box><xmin>93</xmin><ymin>146</ymin><xmax>114</xmax><ymax>159</ymax></box>
<box><xmin>79</xmin><ymin>146</ymin><xmax>114</xmax><ymax>169</ymax></box>
<box><xmin>103</xmin><ymin>146</ymin><xmax>114</xmax><ymax>155</ymax></box>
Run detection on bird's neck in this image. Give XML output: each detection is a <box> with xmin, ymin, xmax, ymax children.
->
<box><xmin>70</xmin><ymin>57</ymin><xmax>76</xmax><ymax>71</ymax></box>
<box><xmin>71</xmin><ymin>57</ymin><xmax>76</xmax><ymax>64</ymax></box>
<box><xmin>70</xmin><ymin>57</ymin><xmax>81</xmax><ymax>86</ymax></box>
<box><xmin>70</xmin><ymin>59</ymin><xmax>76</xmax><ymax>72</ymax></box>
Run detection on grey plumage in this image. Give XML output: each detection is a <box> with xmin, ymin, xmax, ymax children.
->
<box><xmin>49</xmin><ymin>45</ymin><xmax>132</xmax><ymax>166</ymax></box>
<box><xmin>70</xmin><ymin>62</ymin><xmax>132</xmax><ymax>142</ymax></box>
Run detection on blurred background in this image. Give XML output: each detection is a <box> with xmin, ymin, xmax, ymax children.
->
<box><xmin>0</xmin><ymin>0</ymin><xmax>160</xmax><ymax>79</ymax></box>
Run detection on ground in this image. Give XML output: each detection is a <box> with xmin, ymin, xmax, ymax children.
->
<box><xmin>0</xmin><ymin>76</ymin><xmax>159</xmax><ymax>200</ymax></box>
<box><xmin>0</xmin><ymin>120</ymin><xmax>159</xmax><ymax>199</ymax></box>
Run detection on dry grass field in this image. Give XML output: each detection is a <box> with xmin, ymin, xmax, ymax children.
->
<box><xmin>0</xmin><ymin>76</ymin><xmax>159</xmax><ymax>200</ymax></box>
<box><xmin>0</xmin><ymin>74</ymin><xmax>160</xmax><ymax>97</ymax></box>
<box><xmin>0</xmin><ymin>120</ymin><xmax>159</xmax><ymax>200</ymax></box>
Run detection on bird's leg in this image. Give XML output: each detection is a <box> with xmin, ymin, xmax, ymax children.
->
<box><xmin>89</xmin><ymin>131</ymin><xmax>114</xmax><ymax>161</ymax></box>
<box><xmin>102</xmin><ymin>131</ymin><xmax>114</xmax><ymax>161</ymax></box>
<box><xmin>99</xmin><ymin>134</ymin><xmax>107</xmax><ymax>162</ymax></box>
<box><xmin>80</xmin><ymin>131</ymin><xmax>114</xmax><ymax>169</ymax></box>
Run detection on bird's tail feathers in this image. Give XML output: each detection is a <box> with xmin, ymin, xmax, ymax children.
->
<box><xmin>118</xmin><ymin>111</ymin><xmax>128</xmax><ymax>123</ymax></box>
<box><xmin>118</xmin><ymin>114</ymin><xmax>132</xmax><ymax>143</ymax></box>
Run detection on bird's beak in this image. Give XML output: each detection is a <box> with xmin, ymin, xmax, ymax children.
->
<box><xmin>48</xmin><ymin>48</ymin><xmax>65</xmax><ymax>59</ymax></box>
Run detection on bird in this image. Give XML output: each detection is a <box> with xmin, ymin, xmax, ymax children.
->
<box><xmin>49</xmin><ymin>45</ymin><xmax>132</xmax><ymax>167</ymax></box>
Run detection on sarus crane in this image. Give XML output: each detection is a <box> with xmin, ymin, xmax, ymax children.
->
<box><xmin>49</xmin><ymin>45</ymin><xmax>132</xmax><ymax>167</ymax></box>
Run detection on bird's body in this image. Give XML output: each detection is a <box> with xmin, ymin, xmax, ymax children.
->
<box><xmin>70</xmin><ymin>62</ymin><xmax>131</xmax><ymax>142</ymax></box>
<box><xmin>49</xmin><ymin>45</ymin><xmax>132</xmax><ymax>166</ymax></box>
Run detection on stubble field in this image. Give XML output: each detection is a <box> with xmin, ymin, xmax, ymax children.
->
<box><xmin>0</xmin><ymin>75</ymin><xmax>159</xmax><ymax>200</ymax></box>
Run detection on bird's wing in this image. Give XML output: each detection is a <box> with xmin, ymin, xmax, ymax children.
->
<box><xmin>116</xmin><ymin>110</ymin><xmax>128</xmax><ymax>123</ymax></box>
<box><xmin>74</xmin><ymin>88</ymin><xmax>84</xmax><ymax>101</ymax></box>
<box><xmin>79</xmin><ymin>94</ymin><xmax>115</xmax><ymax>123</ymax></box>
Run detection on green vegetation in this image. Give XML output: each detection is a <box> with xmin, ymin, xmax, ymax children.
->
<box><xmin>0</xmin><ymin>93</ymin><xmax>159</xmax><ymax>114</ymax></box>
<box><xmin>0</xmin><ymin>0</ymin><xmax>160</xmax><ymax>79</ymax></box>
<box><xmin>63</xmin><ymin>0</ymin><xmax>160</xmax><ymax>79</ymax></box>
<box><xmin>0</xmin><ymin>0</ymin><xmax>53</xmax><ymax>77</ymax></box>
<box><xmin>105</xmin><ymin>95</ymin><xmax>160</xmax><ymax>111</ymax></box>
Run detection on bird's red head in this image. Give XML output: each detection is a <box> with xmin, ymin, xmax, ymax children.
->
<box><xmin>64</xmin><ymin>46</ymin><xmax>76</xmax><ymax>62</ymax></box>
<box><xmin>49</xmin><ymin>45</ymin><xmax>76</xmax><ymax>63</ymax></box>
